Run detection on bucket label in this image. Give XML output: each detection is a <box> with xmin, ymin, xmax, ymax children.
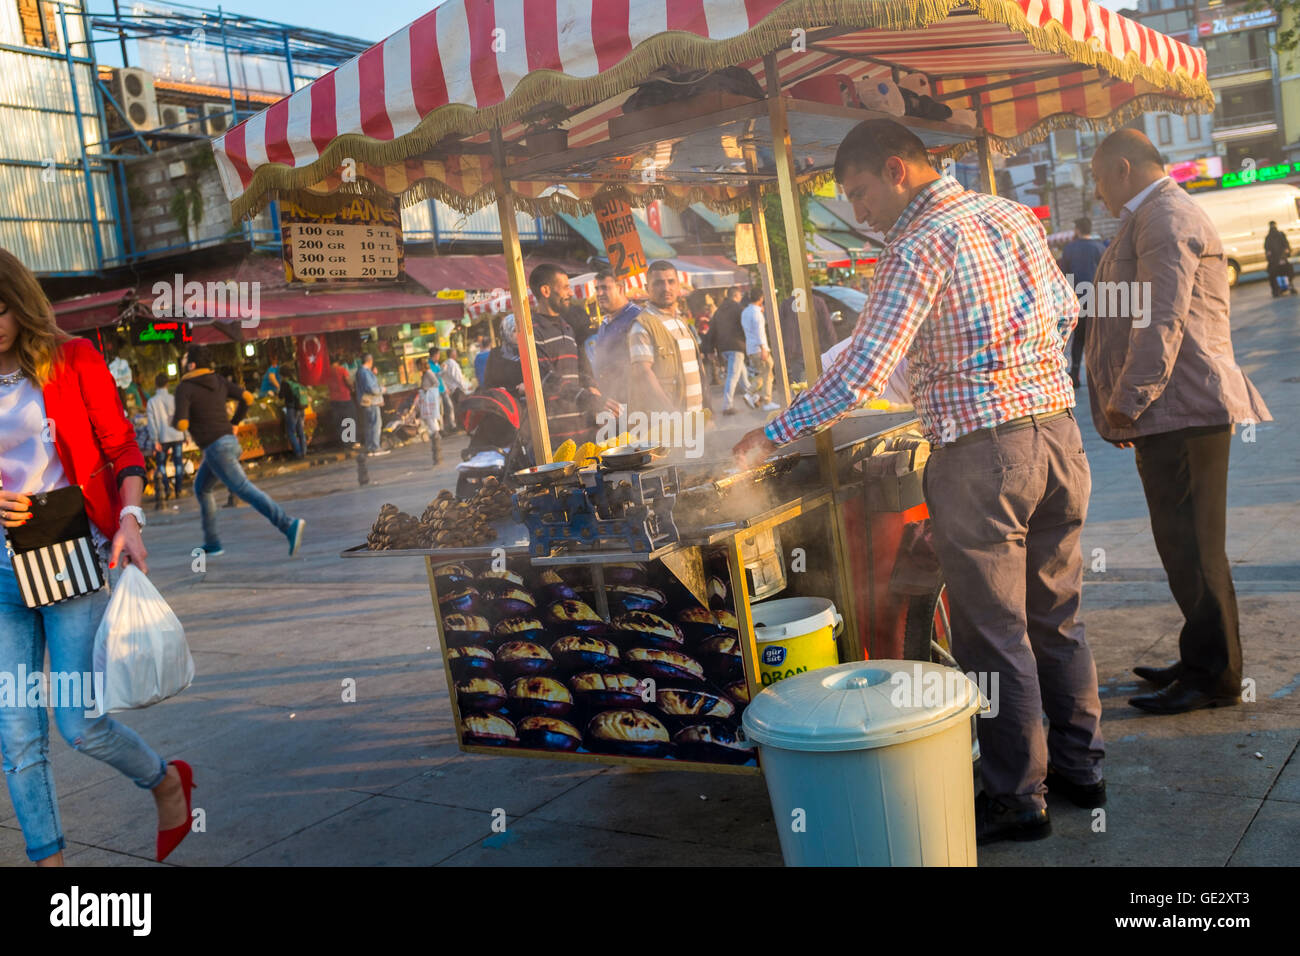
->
<box><xmin>761</xmin><ymin>646</ymin><xmax>787</xmax><ymax>666</ymax></box>
<box><xmin>761</xmin><ymin>666</ymin><xmax>807</xmax><ymax>686</ymax></box>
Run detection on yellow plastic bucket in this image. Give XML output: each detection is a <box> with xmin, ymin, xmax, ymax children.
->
<box><xmin>750</xmin><ymin>597</ymin><xmax>843</xmax><ymax>687</ymax></box>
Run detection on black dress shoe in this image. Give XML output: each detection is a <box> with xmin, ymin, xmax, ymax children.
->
<box><xmin>1133</xmin><ymin>663</ymin><xmax>1180</xmax><ymax>687</ymax></box>
<box><xmin>1044</xmin><ymin>766</ymin><xmax>1107</xmax><ymax>808</ymax></box>
<box><xmin>1129</xmin><ymin>679</ymin><xmax>1240</xmax><ymax>715</ymax></box>
<box><xmin>975</xmin><ymin>792</ymin><xmax>1051</xmax><ymax>845</ymax></box>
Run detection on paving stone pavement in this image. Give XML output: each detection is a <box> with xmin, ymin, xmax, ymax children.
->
<box><xmin>2</xmin><ymin>282</ymin><xmax>1297</xmax><ymax>866</ymax></box>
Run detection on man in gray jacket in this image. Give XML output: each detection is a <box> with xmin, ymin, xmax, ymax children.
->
<box><xmin>1089</xmin><ymin>129</ymin><xmax>1272</xmax><ymax>714</ymax></box>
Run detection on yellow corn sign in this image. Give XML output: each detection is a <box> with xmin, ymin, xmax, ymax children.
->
<box><xmin>593</xmin><ymin>195</ymin><xmax>648</xmax><ymax>279</ymax></box>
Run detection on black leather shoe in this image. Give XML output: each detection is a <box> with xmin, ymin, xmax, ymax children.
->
<box><xmin>975</xmin><ymin>792</ymin><xmax>1051</xmax><ymax>845</ymax></box>
<box><xmin>1129</xmin><ymin>679</ymin><xmax>1240</xmax><ymax>715</ymax></box>
<box><xmin>1133</xmin><ymin>663</ymin><xmax>1180</xmax><ymax>687</ymax></box>
<box><xmin>1045</xmin><ymin>766</ymin><xmax>1107</xmax><ymax>808</ymax></box>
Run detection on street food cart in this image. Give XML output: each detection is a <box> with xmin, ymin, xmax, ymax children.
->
<box><xmin>215</xmin><ymin>0</ymin><xmax>1213</xmax><ymax>773</ymax></box>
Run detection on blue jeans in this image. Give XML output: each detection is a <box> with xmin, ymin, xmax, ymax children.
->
<box><xmin>154</xmin><ymin>441</ymin><xmax>184</xmax><ymax>499</ymax></box>
<box><xmin>0</xmin><ymin>554</ymin><xmax>167</xmax><ymax>861</ymax></box>
<box><xmin>194</xmin><ymin>434</ymin><xmax>293</xmax><ymax>550</ymax></box>
<box><xmin>363</xmin><ymin>404</ymin><xmax>382</xmax><ymax>452</ymax></box>
<box><xmin>284</xmin><ymin>408</ymin><xmax>306</xmax><ymax>458</ymax></box>
<box><xmin>721</xmin><ymin>351</ymin><xmax>745</xmax><ymax>410</ymax></box>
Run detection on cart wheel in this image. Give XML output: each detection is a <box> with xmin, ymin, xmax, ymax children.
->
<box><xmin>902</xmin><ymin>581</ymin><xmax>955</xmax><ymax>666</ymax></box>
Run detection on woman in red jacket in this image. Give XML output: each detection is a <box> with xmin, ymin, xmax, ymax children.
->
<box><xmin>0</xmin><ymin>249</ymin><xmax>195</xmax><ymax>864</ymax></box>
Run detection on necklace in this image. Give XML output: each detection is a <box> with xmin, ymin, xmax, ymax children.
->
<box><xmin>0</xmin><ymin>368</ymin><xmax>24</xmax><ymax>386</ymax></box>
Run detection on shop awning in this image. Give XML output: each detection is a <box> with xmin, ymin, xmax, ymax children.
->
<box><xmin>673</xmin><ymin>256</ymin><xmax>750</xmax><ymax>287</ymax></box>
<box><xmin>402</xmin><ymin>255</ymin><xmax>593</xmax><ymax>295</ymax></box>
<box><xmin>556</xmin><ymin>212</ymin><xmax>677</xmax><ymax>260</ymax></box>
<box><xmin>189</xmin><ymin>290</ymin><xmax>463</xmax><ymax>344</ymax></box>
<box><xmin>688</xmin><ymin>203</ymin><xmax>740</xmax><ymax>233</ymax></box>
<box><xmin>53</xmin><ymin>287</ymin><xmax>137</xmax><ymax>333</ymax></box>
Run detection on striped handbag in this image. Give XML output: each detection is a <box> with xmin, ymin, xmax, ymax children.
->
<box><xmin>4</xmin><ymin>485</ymin><xmax>105</xmax><ymax>608</ymax></box>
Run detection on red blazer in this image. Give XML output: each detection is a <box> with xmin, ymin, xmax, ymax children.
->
<box><xmin>41</xmin><ymin>338</ymin><xmax>147</xmax><ymax>541</ymax></box>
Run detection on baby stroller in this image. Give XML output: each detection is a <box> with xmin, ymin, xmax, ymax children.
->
<box><xmin>456</xmin><ymin>387</ymin><xmax>530</xmax><ymax>497</ymax></box>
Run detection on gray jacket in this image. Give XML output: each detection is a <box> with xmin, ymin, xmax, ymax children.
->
<box><xmin>1086</xmin><ymin>177</ymin><xmax>1271</xmax><ymax>441</ymax></box>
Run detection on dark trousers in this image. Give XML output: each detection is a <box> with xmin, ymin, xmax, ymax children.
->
<box><xmin>329</xmin><ymin>399</ymin><xmax>357</xmax><ymax>446</ymax></box>
<box><xmin>1132</xmin><ymin>425</ymin><xmax>1242</xmax><ymax>697</ymax></box>
<box><xmin>924</xmin><ymin>412</ymin><xmax>1102</xmax><ymax>811</ymax></box>
<box><xmin>1069</xmin><ymin>316</ymin><xmax>1087</xmax><ymax>379</ymax></box>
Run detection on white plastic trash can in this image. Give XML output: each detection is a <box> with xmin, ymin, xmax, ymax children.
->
<box><xmin>743</xmin><ymin>659</ymin><xmax>983</xmax><ymax>867</ymax></box>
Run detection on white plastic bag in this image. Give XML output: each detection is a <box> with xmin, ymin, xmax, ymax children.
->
<box><xmin>92</xmin><ymin>565</ymin><xmax>195</xmax><ymax>714</ymax></box>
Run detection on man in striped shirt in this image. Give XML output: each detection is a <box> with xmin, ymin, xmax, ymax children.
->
<box><xmin>527</xmin><ymin>264</ymin><xmax>615</xmax><ymax>450</ymax></box>
<box><xmin>734</xmin><ymin>119</ymin><xmax>1102</xmax><ymax>844</ymax></box>
<box><xmin>638</xmin><ymin>261</ymin><xmax>705</xmax><ymax>417</ymax></box>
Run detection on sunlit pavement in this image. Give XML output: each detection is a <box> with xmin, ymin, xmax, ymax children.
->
<box><xmin>3</xmin><ymin>285</ymin><xmax>1296</xmax><ymax>866</ymax></box>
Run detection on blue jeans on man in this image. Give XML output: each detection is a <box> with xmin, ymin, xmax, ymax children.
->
<box><xmin>194</xmin><ymin>434</ymin><xmax>298</xmax><ymax>552</ymax></box>
<box><xmin>721</xmin><ymin>350</ymin><xmax>746</xmax><ymax>410</ymax></box>
<box><xmin>285</xmin><ymin>408</ymin><xmax>306</xmax><ymax>458</ymax></box>
<box><xmin>363</xmin><ymin>404</ymin><xmax>383</xmax><ymax>452</ymax></box>
<box><xmin>154</xmin><ymin>441</ymin><xmax>184</xmax><ymax>500</ymax></box>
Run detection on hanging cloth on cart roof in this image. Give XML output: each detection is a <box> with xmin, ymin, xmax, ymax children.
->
<box><xmin>216</xmin><ymin>0</ymin><xmax>1214</xmax><ymax>223</ymax></box>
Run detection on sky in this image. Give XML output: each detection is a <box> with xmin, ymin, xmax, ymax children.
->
<box><xmin>90</xmin><ymin>0</ymin><xmax>1142</xmax><ymax>51</ymax></box>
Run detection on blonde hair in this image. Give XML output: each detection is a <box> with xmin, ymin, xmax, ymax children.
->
<box><xmin>0</xmin><ymin>247</ymin><xmax>70</xmax><ymax>387</ymax></box>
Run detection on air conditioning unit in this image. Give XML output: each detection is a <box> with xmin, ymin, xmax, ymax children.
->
<box><xmin>158</xmin><ymin>104</ymin><xmax>193</xmax><ymax>134</ymax></box>
<box><xmin>112</xmin><ymin>67</ymin><xmax>159</xmax><ymax>131</ymax></box>
<box><xmin>201</xmin><ymin>102</ymin><xmax>232</xmax><ymax>137</ymax></box>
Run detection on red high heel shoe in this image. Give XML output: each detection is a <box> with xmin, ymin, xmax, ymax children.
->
<box><xmin>156</xmin><ymin>760</ymin><xmax>197</xmax><ymax>863</ymax></box>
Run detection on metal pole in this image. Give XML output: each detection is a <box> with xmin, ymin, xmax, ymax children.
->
<box><xmin>748</xmin><ymin>184</ymin><xmax>791</xmax><ymax>406</ymax></box>
<box><xmin>112</xmin><ymin>0</ymin><xmax>128</xmax><ymax>65</ymax></box>
<box><xmin>491</xmin><ymin>129</ymin><xmax>552</xmax><ymax>463</ymax></box>
<box><xmin>281</xmin><ymin>29</ymin><xmax>297</xmax><ymax>91</ymax></box>
<box><xmin>976</xmin><ymin>97</ymin><xmax>997</xmax><ymax>196</ymax></box>
<box><xmin>59</xmin><ymin>2</ymin><xmax>106</xmax><ymax>272</ymax></box>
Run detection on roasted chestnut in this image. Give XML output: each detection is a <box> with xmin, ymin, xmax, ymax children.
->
<box><xmin>613</xmin><ymin>611</ymin><xmax>685</xmax><ymax>651</ymax></box>
<box><xmin>433</xmin><ymin>562</ymin><xmax>475</xmax><ymax>588</ymax></box>
<box><xmin>550</xmin><ymin>635</ymin><xmax>620</xmax><ymax>672</ymax></box>
<box><xmin>535</xmin><ymin>569</ymin><xmax>579</xmax><ymax>602</ymax></box>
<box><xmin>495</xmin><ymin>640</ymin><xmax>554</xmax><ymax>678</ymax></box>
<box><xmin>490</xmin><ymin>587</ymin><xmax>537</xmax><ymax>619</ymax></box>
<box><xmin>492</xmin><ymin>615</ymin><xmax>549</xmax><ymax>644</ymax></box>
<box><xmin>441</xmin><ymin>613</ymin><xmax>493</xmax><ymax>647</ymax></box>
<box><xmin>624</xmin><ymin>646</ymin><xmax>705</xmax><ymax>685</ymax></box>
<box><xmin>507</xmin><ymin>675</ymin><xmax>573</xmax><ymax>718</ymax></box>
<box><xmin>584</xmin><ymin>709</ymin><xmax>671</xmax><ymax>758</ymax></box>
<box><xmin>543</xmin><ymin>599</ymin><xmax>608</xmax><ymax>636</ymax></box>
<box><xmin>672</xmin><ymin>723</ymin><xmax>752</xmax><ymax>764</ymax></box>
<box><xmin>446</xmin><ymin>644</ymin><xmax>494</xmax><ymax>680</ymax></box>
<box><xmin>568</xmin><ymin>671</ymin><xmax>645</xmax><ymax>711</ymax></box>
<box><xmin>694</xmin><ymin>634</ymin><xmax>744</xmax><ymax>683</ymax></box>
<box><xmin>462</xmin><ymin>712</ymin><xmax>518</xmax><ymax>747</ymax></box>
<box><xmin>654</xmin><ymin>688</ymin><xmax>736</xmax><ymax>724</ymax></box>
<box><xmin>439</xmin><ymin>584</ymin><xmax>483</xmax><ymax>616</ymax></box>
<box><xmin>518</xmin><ymin>716</ymin><xmax>582</xmax><ymax>752</ymax></box>
<box><xmin>456</xmin><ymin>677</ymin><xmax>507</xmax><ymax>712</ymax></box>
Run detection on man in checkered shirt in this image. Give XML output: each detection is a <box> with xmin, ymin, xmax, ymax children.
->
<box><xmin>735</xmin><ymin>119</ymin><xmax>1103</xmax><ymax>845</ymax></box>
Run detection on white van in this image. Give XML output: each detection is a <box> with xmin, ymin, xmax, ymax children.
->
<box><xmin>1190</xmin><ymin>183</ymin><xmax>1300</xmax><ymax>286</ymax></box>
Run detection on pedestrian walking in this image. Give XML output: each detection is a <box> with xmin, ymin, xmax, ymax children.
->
<box><xmin>355</xmin><ymin>352</ymin><xmax>387</xmax><ymax>456</ymax></box>
<box><xmin>278</xmin><ymin>365</ymin><xmax>308</xmax><ymax>459</ymax></box>
<box><xmin>146</xmin><ymin>372</ymin><xmax>186</xmax><ymax>508</ymax></box>
<box><xmin>1264</xmin><ymin>220</ymin><xmax>1295</xmax><ymax>297</ymax></box>
<box><xmin>437</xmin><ymin>348</ymin><xmax>470</xmax><ymax>434</ymax></box>
<box><xmin>741</xmin><ymin>287</ymin><xmax>777</xmax><ymax>411</ymax></box>
<box><xmin>1088</xmin><ymin>129</ymin><xmax>1272</xmax><ymax>714</ymax></box>
<box><xmin>710</xmin><ymin>286</ymin><xmax>747</xmax><ymax>415</ymax></box>
<box><xmin>735</xmin><ymin>119</ymin><xmax>1101</xmax><ymax>844</ymax></box>
<box><xmin>416</xmin><ymin>357</ymin><xmax>443</xmax><ymax>465</ymax></box>
<box><xmin>172</xmin><ymin>345</ymin><xmax>306</xmax><ymax>557</ymax></box>
<box><xmin>778</xmin><ymin>290</ymin><xmax>834</xmax><ymax>385</ymax></box>
<box><xmin>326</xmin><ymin>353</ymin><xmax>357</xmax><ymax>449</ymax></box>
<box><xmin>0</xmin><ymin>248</ymin><xmax>195</xmax><ymax>865</ymax></box>
<box><xmin>1056</xmin><ymin>217</ymin><xmax>1108</xmax><ymax>386</ymax></box>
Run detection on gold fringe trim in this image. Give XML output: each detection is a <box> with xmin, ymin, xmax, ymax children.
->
<box><xmin>229</xmin><ymin>0</ymin><xmax>1216</xmax><ymax>222</ymax></box>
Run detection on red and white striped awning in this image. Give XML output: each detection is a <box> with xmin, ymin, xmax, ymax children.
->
<box><xmin>216</xmin><ymin>0</ymin><xmax>1213</xmax><ymax>222</ymax></box>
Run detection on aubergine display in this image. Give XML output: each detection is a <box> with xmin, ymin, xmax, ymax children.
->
<box><xmin>581</xmin><ymin>584</ymin><xmax>666</xmax><ymax>615</ymax></box>
<box><xmin>489</xmin><ymin>587</ymin><xmax>537</xmax><ymax>619</ymax></box>
<box><xmin>456</xmin><ymin>676</ymin><xmax>508</xmax><ymax>712</ymax></box>
<box><xmin>723</xmin><ymin>679</ymin><xmax>751</xmax><ymax>708</ymax></box>
<box><xmin>613</xmin><ymin>611</ymin><xmax>685</xmax><ymax>651</ymax></box>
<box><xmin>433</xmin><ymin>563</ymin><xmax>476</xmax><ymax>589</ymax></box>
<box><xmin>492</xmin><ymin>615</ymin><xmax>549</xmax><ymax>645</ymax></box>
<box><xmin>535</xmin><ymin>570</ymin><xmax>579</xmax><ymax>603</ymax></box>
<box><xmin>442</xmin><ymin>613</ymin><xmax>493</xmax><ymax>647</ymax></box>
<box><xmin>707</xmin><ymin>575</ymin><xmax>729</xmax><ymax>611</ymax></box>
<box><xmin>584</xmin><ymin>709</ymin><xmax>671</xmax><ymax>758</ymax></box>
<box><xmin>624</xmin><ymin>646</ymin><xmax>705</xmax><ymax>685</ymax></box>
<box><xmin>446</xmin><ymin>644</ymin><xmax>495</xmax><ymax>680</ymax></box>
<box><xmin>654</xmin><ymin>688</ymin><xmax>736</xmax><ymax>725</ymax></box>
<box><xmin>462</xmin><ymin>713</ymin><xmax>518</xmax><ymax>747</ymax></box>
<box><xmin>543</xmin><ymin>599</ymin><xmax>607</xmax><ymax>635</ymax></box>
<box><xmin>694</xmin><ymin>634</ymin><xmax>744</xmax><ymax>683</ymax></box>
<box><xmin>568</xmin><ymin>671</ymin><xmax>645</xmax><ymax>711</ymax></box>
<box><xmin>672</xmin><ymin>723</ymin><xmax>752</xmax><ymax>764</ymax></box>
<box><xmin>517</xmin><ymin>716</ymin><xmax>582</xmax><ymax>752</ymax></box>
<box><xmin>677</xmin><ymin>606</ymin><xmax>729</xmax><ymax>641</ymax></box>
<box><xmin>561</xmin><ymin>562</ymin><xmax>645</xmax><ymax>586</ymax></box>
<box><xmin>476</xmin><ymin>569</ymin><xmax>528</xmax><ymax>594</ymax></box>
<box><xmin>550</xmin><ymin>635</ymin><xmax>620</xmax><ymax>672</ymax></box>
<box><xmin>439</xmin><ymin>585</ymin><xmax>484</xmax><ymax>616</ymax></box>
<box><xmin>507</xmin><ymin>676</ymin><xmax>574</xmax><ymax>718</ymax></box>
<box><xmin>495</xmin><ymin>641</ymin><xmax>554</xmax><ymax>678</ymax></box>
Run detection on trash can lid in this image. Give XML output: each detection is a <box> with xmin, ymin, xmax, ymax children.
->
<box><xmin>742</xmin><ymin>660</ymin><xmax>984</xmax><ymax>753</ymax></box>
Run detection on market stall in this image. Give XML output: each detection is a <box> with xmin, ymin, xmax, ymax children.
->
<box><xmin>216</xmin><ymin>0</ymin><xmax>1212</xmax><ymax>772</ymax></box>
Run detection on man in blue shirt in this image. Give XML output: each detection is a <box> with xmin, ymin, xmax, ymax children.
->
<box><xmin>354</xmin><ymin>353</ymin><xmax>387</xmax><ymax>455</ymax></box>
<box><xmin>1057</xmin><ymin>217</ymin><xmax>1108</xmax><ymax>388</ymax></box>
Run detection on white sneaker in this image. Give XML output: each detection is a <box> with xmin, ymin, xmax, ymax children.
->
<box><xmin>743</xmin><ymin>392</ymin><xmax>759</xmax><ymax>409</ymax></box>
<box><xmin>761</xmin><ymin>402</ymin><xmax>780</xmax><ymax>412</ymax></box>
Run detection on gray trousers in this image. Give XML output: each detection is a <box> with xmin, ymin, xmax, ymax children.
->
<box><xmin>923</xmin><ymin>412</ymin><xmax>1103</xmax><ymax>811</ymax></box>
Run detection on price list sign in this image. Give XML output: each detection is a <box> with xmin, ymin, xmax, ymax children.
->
<box><xmin>281</xmin><ymin>197</ymin><xmax>405</xmax><ymax>284</ymax></box>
